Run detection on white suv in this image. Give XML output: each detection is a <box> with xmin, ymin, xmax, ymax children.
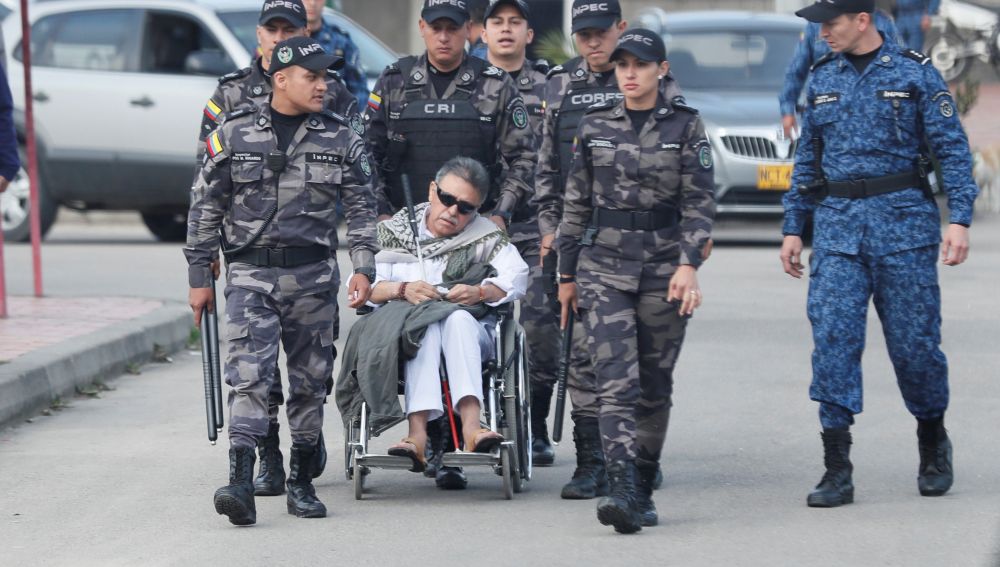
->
<box><xmin>1</xmin><ymin>0</ymin><xmax>394</xmax><ymax>241</ymax></box>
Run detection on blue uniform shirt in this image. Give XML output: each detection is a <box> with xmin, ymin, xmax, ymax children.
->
<box><xmin>0</xmin><ymin>60</ymin><xmax>18</xmax><ymax>181</ymax></box>
<box><xmin>895</xmin><ymin>0</ymin><xmax>940</xmax><ymax>15</ymax></box>
<box><xmin>312</xmin><ymin>17</ymin><xmax>368</xmax><ymax>109</ymax></box>
<box><xmin>783</xmin><ymin>39</ymin><xmax>978</xmax><ymax>256</ymax></box>
<box><xmin>780</xmin><ymin>12</ymin><xmax>901</xmax><ymax>116</ymax></box>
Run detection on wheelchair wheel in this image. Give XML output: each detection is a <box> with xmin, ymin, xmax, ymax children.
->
<box><xmin>501</xmin><ymin>326</ymin><xmax>530</xmax><ymax>493</ymax></box>
<box><xmin>353</xmin><ymin>446</ymin><xmax>365</xmax><ymax>500</ymax></box>
<box><xmin>500</xmin><ymin>444</ymin><xmax>515</xmax><ymax>500</ymax></box>
<box><xmin>345</xmin><ymin>418</ymin><xmax>359</xmax><ymax>481</ymax></box>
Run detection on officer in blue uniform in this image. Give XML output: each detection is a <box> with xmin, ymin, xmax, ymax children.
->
<box><xmin>304</xmin><ymin>0</ymin><xmax>369</xmax><ymax>109</ymax></box>
<box><xmin>893</xmin><ymin>0</ymin><xmax>940</xmax><ymax>51</ymax></box>
<box><xmin>779</xmin><ymin>10</ymin><xmax>901</xmax><ymax>138</ymax></box>
<box><xmin>781</xmin><ymin>0</ymin><xmax>978</xmax><ymax>508</ymax></box>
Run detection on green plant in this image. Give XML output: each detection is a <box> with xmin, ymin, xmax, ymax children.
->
<box><xmin>187</xmin><ymin>326</ymin><xmax>202</xmax><ymax>351</ymax></box>
<box><xmin>535</xmin><ymin>29</ymin><xmax>575</xmax><ymax>67</ymax></box>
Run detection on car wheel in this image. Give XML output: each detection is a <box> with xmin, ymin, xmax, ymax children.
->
<box><xmin>1</xmin><ymin>144</ymin><xmax>59</xmax><ymax>242</ymax></box>
<box><xmin>141</xmin><ymin>212</ymin><xmax>188</xmax><ymax>242</ymax></box>
<box><xmin>928</xmin><ymin>31</ymin><xmax>969</xmax><ymax>83</ymax></box>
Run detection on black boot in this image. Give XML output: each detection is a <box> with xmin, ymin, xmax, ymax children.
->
<box><xmin>254</xmin><ymin>422</ymin><xmax>286</xmax><ymax>496</ymax></box>
<box><xmin>214</xmin><ymin>446</ymin><xmax>257</xmax><ymax>526</ymax></box>
<box><xmin>635</xmin><ymin>458</ymin><xmax>659</xmax><ymax>527</ymax></box>
<box><xmin>917</xmin><ymin>417</ymin><xmax>953</xmax><ymax>497</ymax></box>
<box><xmin>311</xmin><ymin>431</ymin><xmax>327</xmax><ymax>478</ymax></box>
<box><xmin>531</xmin><ymin>384</ymin><xmax>555</xmax><ymax>466</ymax></box>
<box><xmin>561</xmin><ymin>417</ymin><xmax>610</xmax><ymax>499</ymax></box>
<box><xmin>286</xmin><ymin>443</ymin><xmax>327</xmax><ymax>518</ymax></box>
<box><xmin>807</xmin><ymin>428</ymin><xmax>854</xmax><ymax>508</ymax></box>
<box><xmin>596</xmin><ymin>460</ymin><xmax>642</xmax><ymax>534</ymax></box>
<box><xmin>424</xmin><ymin>417</ymin><xmax>445</xmax><ymax>478</ymax></box>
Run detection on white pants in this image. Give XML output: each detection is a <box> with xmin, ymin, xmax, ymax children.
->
<box><xmin>404</xmin><ymin>311</ymin><xmax>494</xmax><ymax>422</ymax></box>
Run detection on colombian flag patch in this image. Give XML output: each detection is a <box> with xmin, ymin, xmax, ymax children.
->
<box><xmin>206</xmin><ymin>131</ymin><xmax>224</xmax><ymax>158</ymax></box>
<box><xmin>367</xmin><ymin>92</ymin><xmax>382</xmax><ymax>112</ymax></box>
<box><xmin>203</xmin><ymin>99</ymin><xmax>222</xmax><ymax>122</ymax></box>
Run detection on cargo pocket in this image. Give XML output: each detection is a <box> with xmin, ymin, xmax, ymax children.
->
<box><xmin>224</xmin><ymin>318</ymin><xmax>252</xmax><ymax>387</ymax></box>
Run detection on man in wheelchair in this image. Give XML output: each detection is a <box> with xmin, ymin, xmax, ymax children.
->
<box><xmin>338</xmin><ymin>157</ymin><xmax>529</xmax><ymax>473</ymax></box>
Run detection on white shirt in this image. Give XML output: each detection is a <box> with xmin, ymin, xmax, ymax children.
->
<box><xmin>371</xmin><ymin>213</ymin><xmax>529</xmax><ymax>307</ymax></box>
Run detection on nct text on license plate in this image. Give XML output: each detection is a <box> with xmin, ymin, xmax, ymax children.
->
<box><xmin>757</xmin><ymin>164</ymin><xmax>793</xmax><ymax>190</ymax></box>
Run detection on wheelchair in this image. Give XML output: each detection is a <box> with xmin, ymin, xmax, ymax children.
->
<box><xmin>343</xmin><ymin>306</ymin><xmax>533</xmax><ymax>500</ymax></box>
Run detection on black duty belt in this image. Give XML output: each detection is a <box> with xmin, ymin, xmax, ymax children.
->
<box><xmin>826</xmin><ymin>171</ymin><xmax>922</xmax><ymax>199</ymax></box>
<box><xmin>592</xmin><ymin>207</ymin><xmax>678</xmax><ymax>231</ymax></box>
<box><xmin>226</xmin><ymin>244</ymin><xmax>329</xmax><ymax>268</ymax></box>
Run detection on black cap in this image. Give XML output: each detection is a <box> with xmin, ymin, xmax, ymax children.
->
<box><xmin>610</xmin><ymin>28</ymin><xmax>666</xmax><ymax>63</ymax></box>
<box><xmin>484</xmin><ymin>0</ymin><xmax>530</xmax><ymax>22</ymax></box>
<box><xmin>571</xmin><ymin>0</ymin><xmax>621</xmax><ymax>33</ymax></box>
<box><xmin>795</xmin><ymin>0</ymin><xmax>875</xmax><ymax>23</ymax></box>
<box><xmin>269</xmin><ymin>37</ymin><xmax>345</xmax><ymax>74</ymax></box>
<box><xmin>421</xmin><ymin>0</ymin><xmax>471</xmax><ymax>25</ymax></box>
<box><xmin>259</xmin><ymin>0</ymin><xmax>307</xmax><ymax>29</ymax></box>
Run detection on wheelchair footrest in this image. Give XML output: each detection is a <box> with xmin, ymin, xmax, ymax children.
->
<box><xmin>356</xmin><ymin>454</ymin><xmax>416</xmax><ymax>470</ymax></box>
<box><xmin>441</xmin><ymin>444</ymin><xmax>509</xmax><ymax>468</ymax></box>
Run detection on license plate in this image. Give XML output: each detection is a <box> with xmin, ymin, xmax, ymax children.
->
<box><xmin>757</xmin><ymin>164</ymin><xmax>793</xmax><ymax>190</ymax></box>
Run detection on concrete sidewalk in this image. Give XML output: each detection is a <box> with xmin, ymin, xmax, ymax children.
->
<box><xmin>0</xmin><ymin>296</ymin><xmax>192</xmax><ymax>428</ymax></box>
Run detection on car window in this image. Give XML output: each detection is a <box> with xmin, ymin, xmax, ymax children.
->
<box><xmin>663</xmin><ymin>30</ymin><xmax>801</xmax><ymax>90</ymax></box>
<box><xmin>19</xmin><ymin>9</ymin><xmax>142</xmax><ymax>72</ymax></box>
<box><xmin>141</xmin><ymin>11</ymin><xmax>234</xmax><ymax>74</ymax></box>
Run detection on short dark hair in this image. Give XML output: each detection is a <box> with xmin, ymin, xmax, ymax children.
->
<box><xmin>435</xmin><ymin>157</ymin><xmax>490</xmax><ymax>203</ymax></box>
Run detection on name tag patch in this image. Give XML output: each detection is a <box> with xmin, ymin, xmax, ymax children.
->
<box><xmin>231</xmin><ymin>152</ymin><xmax>262</xmax><ymax>162</ymax></box>
<box><xmin>813</xmin><ymin>93</ymin><xmax>840</xmax><ymax>106</ymax></box>
<box><xmin>660</xmin><ymin>143</ymin><xmax>681</xmax><ymax>151</ymax></box>
<box><xmin>306</xmin><ymin>153</ymin><xmax>343</xmax><ymax>165</ymax></box>
<box><xmin>878</xmin><ymin>89</ymin><xmax>913</xmax><ymax>100</ymax></box>
<box><xmin>588</xmin><ymin>139</ymin><xmax>616</xmax><ymax>150</ymax></box>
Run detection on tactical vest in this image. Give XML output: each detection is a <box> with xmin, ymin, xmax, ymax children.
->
<box><xmin>385</xmin><ymin>57</ymin><xmax>499</xmax><ymax>212</ymax></box>
<box><xmin>555</xmin><ymin>65</ymin><xmax>622</xmax><ymax>185</ymax></box>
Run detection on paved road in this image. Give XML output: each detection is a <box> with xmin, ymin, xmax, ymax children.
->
<box><xmin>1</xmin><ymin>213</ymin><xmax>999</xmax><ymax>566</ymax></box>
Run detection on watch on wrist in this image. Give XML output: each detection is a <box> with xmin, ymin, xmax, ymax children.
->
<box><xmin>354</xmin><ymin>267</ymin><xmax>375</xmax><ymax>283</ymax></box>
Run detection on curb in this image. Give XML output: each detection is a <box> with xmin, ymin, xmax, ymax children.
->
<box><xmin>0</xmin><ymin>301</ymin><xmax>193</xmax><ymax>429</ymax></box>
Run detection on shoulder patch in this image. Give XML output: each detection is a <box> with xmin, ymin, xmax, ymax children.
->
<box><xmin>671</xmin><ymin>102</ymin><xmax>699</xmax><ymax>115</ymax></box>
<box><xmin>585</xmin><ymin>99</ymin><xmax>617</xmax><ymax>114</ymax></box>
<box><xmin>533</xmin><ymin>59</ymin><xmax>551</xmax><ymax>74</ymax></box>
<box><xmin>385</xmin><ymin>62</ymin><xmax>401</xmax><ymax>74</ymax></box>
<box><xmin>482</xmin><ymin>65</ymin><xmax>505</xmax><ymax>79</ymax></box>
<box><xmin>218</xmin><ymin>67</ymin><xmax>251</xmax><ymax>84</ymax></box>
<box><xmin>810</xmin><ymin>52</ymin><xmax>837</xmax><ymax>72</ymax></box>
<box><xmin>902</xmin><ymin>49</ymin><xmax>931</xmax><ymax>65</ymax></box>
<box><xmin>322</xmin><ymin>109</ymin><xmax>348</xmax><ymax>125</ymax></box>
<box><xmin>546</xmin><ymin>64</ymin><xmax>567</xmax><ymax>79</ymax></box>
<box><xmin>225</xmin><ymin>107</ymin><xmax>254</xmax><ymax>121</ymax></box>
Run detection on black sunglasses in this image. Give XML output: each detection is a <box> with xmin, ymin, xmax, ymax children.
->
<box><xmin>434</xmin><ymin>183</ymin><xmax>478</xmax><ymax>216</ymax></box>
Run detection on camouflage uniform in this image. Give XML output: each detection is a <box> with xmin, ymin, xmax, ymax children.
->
<box><xmin>185</xmin><ymin>104</ymin><xmax>377</xmax><ymax>449</ymax></box>
<box><xmin>507</xmin><ymin>60</ymin><xmax>559</xmax><ymax>397</ymax></box>
<box><xmin>197</xmin><ymin>57</ymin><xmax>364</xmax><ymax>422</ymax></box>
<box><xmin>783</xmin><ymin>41</ymin><xmax>977</xmax><ymax>430</ymax></box>
<box><xmin>363</xmin><ymin>53</ymin><xmax>536</xmax><ymax>218</ymax></box>
<box><xmin>557</xmin><ymin>97</ymin><xmax>715</xmax><ymax>463</ymax></box>
<box><xmin>533</xmin><ymin>56</ymin><xmax>685</xmax><ymax>425</ymax></box>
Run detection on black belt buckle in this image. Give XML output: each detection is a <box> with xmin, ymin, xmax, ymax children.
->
<box><xmin>266</xmin><ymin>248</ymin><xmax>287</xmax><ymax>267</ymax></box>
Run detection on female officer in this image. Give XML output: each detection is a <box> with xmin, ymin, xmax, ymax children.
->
<box><xmin>556</xmin><ymin>28</ymin><xmax>715</xmax><ymax>534</ymax></box>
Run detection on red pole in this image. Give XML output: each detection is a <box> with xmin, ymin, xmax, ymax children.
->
<box><xmin>19</xmin><ymin>0</ymin><xmax>42</xmax><ymax>297</ymax></box>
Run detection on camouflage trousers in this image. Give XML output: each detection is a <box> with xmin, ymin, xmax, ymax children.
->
<box><xmin>808</xmin><ymin>245</ymin><xmax>948</xmax><ymax>429</ymax></box>
<box><xmin>511</xmin><ymin>224</ymin><xmax>599</xmax><ymax>420</ymax></box>
<box><xmin>265</xmin><ymin>268</ymin><xmax>340</xmax><ymax>421</ymax></box>
<box><xmin>580</xmin><ymin>282</ymin><xmax>688</xmax><ymax>463</ymax></box>
<box><xmin>224</xmin><ymin>284</ymin><xmax>336</xmax><ymax>448</ymax></box>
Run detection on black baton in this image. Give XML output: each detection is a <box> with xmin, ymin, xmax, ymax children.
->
<box><xmin>551</xmin><ymin>310</ymin><xmax>574</xmax><ymax>444</ymax></box>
